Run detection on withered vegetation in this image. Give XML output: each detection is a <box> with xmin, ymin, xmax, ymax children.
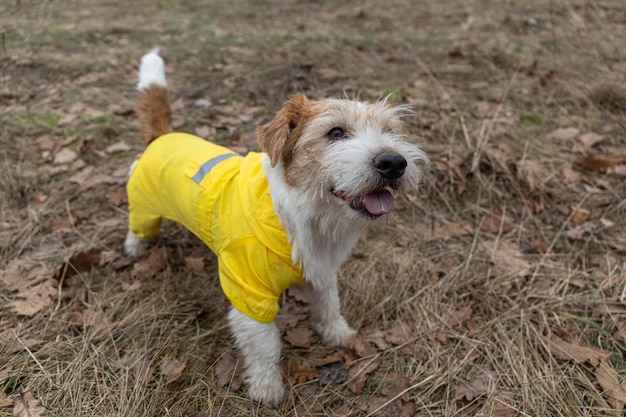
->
<box><xmin>1</xmin><ymin>1</ymin><xmax>625</xmax><ymax>416</ymax></box>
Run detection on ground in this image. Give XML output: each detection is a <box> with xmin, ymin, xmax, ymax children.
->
<box><xmin>1</xmin><ymin>0</ymin><xmax>626</xmax><ymax>416</ymax></box>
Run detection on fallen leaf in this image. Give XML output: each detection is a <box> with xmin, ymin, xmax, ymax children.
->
<box><xmin>106</xmin><ymin>141</ymin><xmax>131</xmax><ymax>153</ymax></box>
<box><xmin>83</xmin><ymin>105</ymin><xmax>105</xmax><ymax>118</ymax></box>
<box><xmin>480</xmin><ymin>210</ymin><xmax>514</xmax><ymax>234</ymax></box>
<box><xmin>579</xmin><ymin>132</ymin><xmax>604</xmax><ymax>149</ymax></box>
<box><xmin>56</xmin><ymin>249</ymin><xmax>102</xmax><ymax>280</ymax></box>
<box><xmin>194</xmin><ymin>125</ymin><xmax>216</xmax><ymax>140</ymax></box>
<box><xmin>108</xmin><ymin>188</ymin><xmax>128</xmax><ymax>207</ymax></box>
<box><xmin>528</xmin><ymin>239</ymin><xmax>550</xmax><ymax>254</ymax></box>
<box><xmin>545</xmin><ymin>335</ymin><xmax>610</xmax><ymax>366</ymax></box>
<box><xmin>385</xmin><ymin>323</ymin><xmax>414</xmax><ymax>346</ymax></box>
<box><xmin>482</xmin><ymin>240</ymin><xmax>530</xmax><ymax>278</ymax></box>
<box><xmin>53</xmin><ymin>147</ymin><xmax>77</xmax><ymax>165</ymax></box>
<box><xmin>454</xmin><ymin>371</ymin><xmax>496</xmax><ymax>401</ymax></box>
<box><xmin>184</xmin><ymin>257</ymin><xmax>205</xmax><ymax>273</ymax></box>
<box><xmin>7</xmin><ymin>339</ymin><xmax>45</xmax><ymax>354</ymax></box>
<box><xmin>0</xmin><ymin>365</ymin><xmax>13</xmax><ymax>382</ymax></box>
<box><xmin>99</xmin><ymin>250</ymin><xmax>121</xmax><ymax>266</ymax></box>
<box><xmin>286</xmin><ymin>359</ymin><xmax>319</xmax><ymax>384</ymax></box>
<box><xmin>81</xmin><ymin>308</ymin><xmax>116</xmax><ymax>334</ymax></box>
<box><xmin>0</xmin><ymin>390</ymin><xmax>12</xmax><ymax>407</ymax></box>
<box><xmin>347</xmin><ymin>360</ymin><xmax>380</xmax><ymax>394</ymax></box>
<box><xmin>121</xmin><ymin>281</ymin><xmax>142</xmax><ymax>291</ymax></box>
<box><xmin>548</xmin><ymin>127</ymin><xmax>580</xmax><ymax>140</ymax></box>
<box><xmin>436</xmin><ymin>334</ymin><xmax>448</xmax><ymax>346</ymax></box>
<box><xmin>566</xmin><ymin>222</ymin><xmax>595</xmax><ymax>240</ymax></box>
<box><xmin>58</xmin><ymin>113</ymin><xmax>78</xmax><ymax>126</ymax></box>
<box><xmin>160</xmin><ymin>356</ymin><xmax>189</xmax><ymax>383</ymax></box>
<box><xmin>363</xmin><ymin>329</ymin><xmax>391</xmax><ymax>350</ymax></box>
<box><xmin>213</xmin><ymin>354</ymin><xmax>241</xmax><ymax>390</ymax></box>
<box><xmin>515</xmin><ymin>159</ymin><xmax>545</xmax><ymax>189</ymax></box>
<box><xmin>13</xmin><ymin>392</ymin><xmax>45</xmax><ymax>417</ymax></box>
<box><xmin>347</xmin><ymin>335</ymin><xmax>378</xmax><ymax>358</ymax></box>
<box><xmin>570</xmin><ymin>207</ymin><xmax>590</xmax><ymax>224</ymax></box>
<box><xmin>592</xmin><ymin>300</ymin><xmax>626</xmax><ymax>318</ymax></box>
<box><xmin>447</xmin><ymin>307</ymin><xmax>473</xmax><ymax>329</ymax></box>
<box><xmin>284</xmin><ymin>327</ymin><xmax>315</xmax><ymax>348</ymax></box>
<box><xmin>7</xmin><ymin>281</ymin><xmax>56</xmax><ymax>316</ymax></box>
<box><xmin>69</xmin><ymin>166</ymin><xmax>95</xmax><ymax>184</ymax></box>
<box><xmin>415</xmin><ymin>218</ymin><xmax>473</xmax><ymax>241</ymax></box>
<box><xmin>577</xmin><ymin>154</ymin><xmax>626</xmax><ymax>172</ymax></box>
<box><xmin>596</xmin><ymin>361</ymin><xmax>626</xmax><ymax>410</ymax></box>
<box><xmin>561</xmin><ymin>163</ymin><xmax>583</xmax><ymax>184</ymax></box>
<box><xmin>77</xmin><ymin>173</ymin><xmax>125</xmax><ymax>191</ymax></box>
<box><xmin>49</xmin><ymin>216</ymin><xmax>72</xmax><ymax>233</ymax></box>
<box><xmin>434</xmin><ymin>154</ymin><xmax>467</xmax><ymax>194</ymax></box>
<box><xmin>132</xmin><ymin>246</ymin><xmax>169</xmax><ymax>279</ymax></box>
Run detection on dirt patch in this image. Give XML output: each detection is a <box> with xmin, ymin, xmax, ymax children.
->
<box><xmin>1</xmin><ymin>0</ymin><xmax>625</xmax><ymax>416</ymax></box>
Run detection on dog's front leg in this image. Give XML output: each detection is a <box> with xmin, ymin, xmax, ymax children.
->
<box><xmin>309</xmin><ymin>278</ymin><xmax>357</xmax><ymax>347</ymax></box>
<box><xmin>227</xmin><ymin>307</ymin><xmax>284</xmax><ymax>407</ymax></box>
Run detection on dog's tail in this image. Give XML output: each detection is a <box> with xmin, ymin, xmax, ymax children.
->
<box><xmin>136</xmin><ymin>47</ymin><xmax>171</xmax><ymax>146</ymax></box>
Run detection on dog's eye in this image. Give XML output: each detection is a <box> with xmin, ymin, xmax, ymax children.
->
<box><xmin>327</xmin><ymin>127</ymin><xmax>347</xmax><ymax>140</ymax></box>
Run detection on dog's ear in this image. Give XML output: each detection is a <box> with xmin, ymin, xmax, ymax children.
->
<box><xmin>256</xmin><ymin>93</ymin><xmax>310</xmax><ymax>167</ymax></box>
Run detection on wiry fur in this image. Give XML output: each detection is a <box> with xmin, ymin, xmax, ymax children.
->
<box><xmin>125</xmin><ymin>48</ymin><xmax>429</xmax><ymax>408</ymax></box>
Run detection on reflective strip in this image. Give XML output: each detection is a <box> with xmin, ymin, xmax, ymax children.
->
<box><xmin>191</xmin><ymin>153</ymin><xmax>236</xmax><ymax>183</ymax></box>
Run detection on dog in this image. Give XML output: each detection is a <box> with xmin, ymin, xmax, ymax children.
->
<box><xmin>124</xmin><ymin>48</ymin><xmax>429</xmax><ymax>407</ymax></box>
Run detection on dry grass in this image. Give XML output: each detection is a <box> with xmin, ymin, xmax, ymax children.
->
<box><xmin>1</xmin><ymin>0</ymin><xmax>626</xmax><ymax>416</ymax></box>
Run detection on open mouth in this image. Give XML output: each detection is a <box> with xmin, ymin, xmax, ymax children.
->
<box><xmin>332</xmin><ymin>188</ymin><xmax>395</xmax><ymax>218</ymax></box>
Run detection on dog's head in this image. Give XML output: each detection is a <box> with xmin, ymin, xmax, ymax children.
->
<box><xmin>257</xmin><ymin>94</ymin><xmax>428</xmax><ymax>222</ymax></box>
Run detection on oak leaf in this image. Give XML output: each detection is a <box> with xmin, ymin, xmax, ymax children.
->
<box><xmin>596</xmin><ymin>361</ymin><xmax>626</xmax><ymax>410</ymax></box>
<box><xmin>577</xmin><ymin>154</ymin><xmax>626</xmax><ymax>172</ymax></box>
<box><xmin>13</xmin><ymin>392</ymin><xmax>45</xmax><ymax>417</ymax></box>
<box><xmin>184</xmin><ymin>257</ymin><xmax>205</xmax><ymax>273</ymax></box>
<box><xmin>213</xmin><ymin>354</ymin><xmax>241</xmax><ymax>390</ymax></box>
<box><xmin>548</xmin><ymin>127</ymin><xmax>580</xmax><ymax>140</ymax></box>
<box><xmin>284</xmin><ymin>327</ymin><xmax>315</xmax><ymax>348</ymax></box>
<box><xmin>160</xmin><ymin>356</ymin><xmax>189</xmax><ymax>383</ymax></box>
<box><xmin>0</xmin><ymin>390</ymin><xmax>12</xmax><ymax>407</ymax></box>
<box><xmin>286</xmin><ymin>359</ymin><xmax>318</xmax><ymax>384</ymax></box>
<box><xmin>545</xmin><ymin>335</ymin><xmax>610</xmax><ymax>366</ymax></box>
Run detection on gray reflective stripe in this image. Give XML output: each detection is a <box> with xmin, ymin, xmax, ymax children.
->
<box><xmin>191</xmin><ymin>153</ymin><xmax>237</xmax><ymax>183</ymax></box>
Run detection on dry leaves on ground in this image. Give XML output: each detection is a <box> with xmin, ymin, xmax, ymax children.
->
<box><xmin>595</xmin><ymin>361</ymin><xmax>626</xmax><ymax>410</ymax></box>
<box><xmin>160</xmin><ymin>356</ymin><xmax>189</xmax><ymax>383</ymax></box>
<box><xmin>545</xmin><ymin>335</ymin><xmax>611</xmax><ymax>366</ymax></box>
<box><xmin>213</xmin><ymin>354</ymin><xmax>242</xmax><ymax>390</ymax></box>
<box><xmin>13</xmin><ymin>392</ymin><xmax>45</xmax><ymax>417</ymax></box>
<box><xmin>0</xmin><ymin>390</ymin><xmax>12</xmax><ymax>408</ymax></box>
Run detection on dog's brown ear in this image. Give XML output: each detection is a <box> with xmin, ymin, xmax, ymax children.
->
<box><xmin>256</xmin><ymin>93</ymin><xmax>309</xmax><ymax>167</ymax></box>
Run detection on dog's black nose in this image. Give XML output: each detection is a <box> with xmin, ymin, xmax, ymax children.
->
<box><xmin>374</xmin><ymin>153</ymin><xmax>407</xmax><ymax>179</ymax></box>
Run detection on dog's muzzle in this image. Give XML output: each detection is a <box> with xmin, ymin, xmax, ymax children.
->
<box><xmin>374</xmin><ymin>153</ymin><xmax>407</xmax><ymax>180</ymax></box>
<box><xmin>331</xmin><ymin>152</ymin><xmax>407</xmax><ymax>218</ymax></box>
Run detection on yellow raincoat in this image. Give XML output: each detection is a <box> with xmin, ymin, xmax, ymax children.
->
<box><xmin>127</xmin><ymin>132</ymin><xmax>304</xmax><ymax>322</ymax></box>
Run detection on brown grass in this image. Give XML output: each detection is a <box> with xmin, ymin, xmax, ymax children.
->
<box><xmin>1</xmin><ymin>0</ymin><xmax>625</xmax><ymax>416</ymax></box>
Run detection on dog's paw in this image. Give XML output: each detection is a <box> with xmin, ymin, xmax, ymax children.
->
<box><xmin>124</xmin><ymin>230</ymin><xmax>150</xmax><ymax>257</ymax></box>
<box><xmin>247</xmin><ymin>370</ymin><xmax>285</xmax><ymax>408</ymax></box>
<box><xmin>314</xmin><ymin>319</ymin><xmax>357</xmax><ymax>347</ymax></box>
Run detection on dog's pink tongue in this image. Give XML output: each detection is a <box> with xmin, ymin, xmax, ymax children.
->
<box><xmin>363</xmin><ymin>190</ymin><xmax>394</xmax><ymax>215</ymax></box>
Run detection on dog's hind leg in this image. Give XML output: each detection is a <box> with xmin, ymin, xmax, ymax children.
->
<box><xmin>227</xmin><ymin>307</ymin><xmax>285</xmax><ymax>407</ymax></box>
<box><xmin>123</xmin><ymin>230</ymin><xmax>152</xmax><ymax>257</ymax></box>
<box><xmin>124</xmin><ymin>193</ymin><xmax>162</xmax><ymax>257</ymax></box>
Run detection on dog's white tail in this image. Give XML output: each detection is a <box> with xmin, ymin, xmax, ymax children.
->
<box><xmin>136</xmin><ymin>47</ymin><xmax>171</xmax><ymax>146</ymax></box>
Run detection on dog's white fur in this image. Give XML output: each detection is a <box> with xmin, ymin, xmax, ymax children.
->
<box><xmin>125</xmin><ymin>49</ymin><xmax>428</xmax><ymax>407</ymax></box>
